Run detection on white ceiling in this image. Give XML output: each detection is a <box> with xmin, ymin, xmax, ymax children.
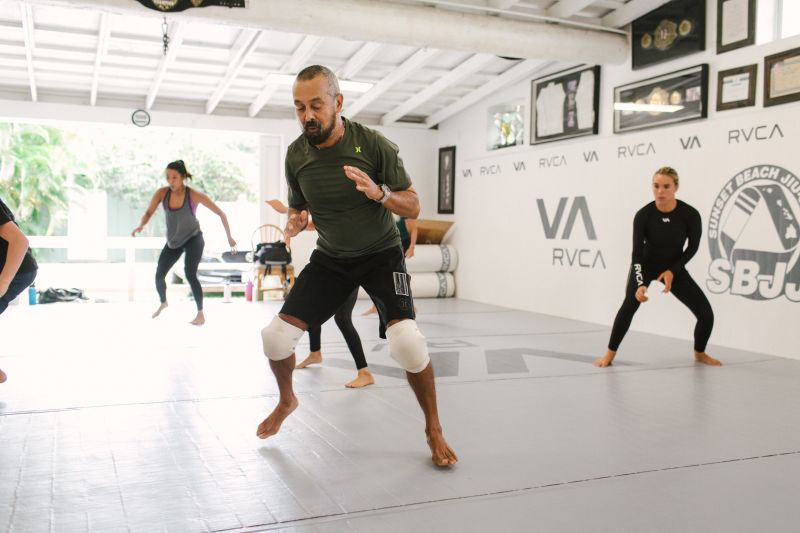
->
<box><xmin>0</xmin><ymin>0</ymin><xmax>669</xmax><ymax>127</ymax></box>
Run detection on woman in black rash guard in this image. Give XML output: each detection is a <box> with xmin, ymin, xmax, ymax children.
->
<box><xmin>595</xmin><ymin>167</ymin><xmax>721</xmax><ymax>368</ymax></box>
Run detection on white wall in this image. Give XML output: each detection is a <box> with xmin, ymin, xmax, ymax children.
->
<box><xmin>436</xmin><ymin>8</ymin><xmax>800</xmax><ymax>360</ymax></box>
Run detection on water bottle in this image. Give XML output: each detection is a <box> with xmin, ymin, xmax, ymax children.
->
<box><xmin>245</xmin><ymin>279</ymin><xmax>253</xmax><ymax>302</ymax></box>
<box><xmin>223</xmin><ymin>281</ymin><xmax>232</xmax><ymax>303</ymax></box>
<box><xmin>28</xmin><ymin>283</ymin><xmax>37</xmax><ymax>305</ymax></box>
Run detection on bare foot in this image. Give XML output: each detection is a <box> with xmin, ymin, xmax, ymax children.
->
<box><xmin>152</xmin><ymin>302</ymin><xmax>168</xmax><ymax>318</ymax></box>
<box><xmin>695</xmin><ymin>352</ymin><xmax>722</xmax><ymax>366</ymax></box>
<box><xmin>190</xmin><ymin>311</ymin><xmax>205</xmax><ymax>326</ymax></box>
<box><xmin>296</xmin><ymin>351</ymin><xmax>322</xmax><ymax>369</ymax></box>
<box><xmin>256</xmin><ymin>396</ymin><xmax>299</xmax><ymax>439</ymax></box>
<box><xmin>345</xmin><ymin>368</ymin><xmax>375</xmax><ymax>388</ymax></box>
<box><xmin>427</xmin><ymin>429</ymin><xmax>458</xmax><ymax>467</ymax></box>
<box><xmin>0</xmin><ymin>368</ymin><xmax>6</xmax><ymax>384</ymax></box>
<box><xmin>594</xmin><ymin>350</ymin><xmax>616</xmax><ymax>368</ymax></box>
<box><xmin>361</xmin><ymin>305</ymin><xmax>377</xmax><ymax>316</ymax></box>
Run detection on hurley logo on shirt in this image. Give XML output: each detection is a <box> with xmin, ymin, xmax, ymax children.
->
<box><xmin>355</xmin><ymin>146</ymin><xmax>362</xmax><ymax>153</ymax></box>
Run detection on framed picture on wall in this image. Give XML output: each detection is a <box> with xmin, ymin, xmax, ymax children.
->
<box><xmin>135</xmin><ymin>0</ymin><xmax>245</xmax><ymax>12</ymax></box>
<box><xmin>438</xmin><ymin>146</ymin><xmax>455</xmax><ymax>215</ymax></box>
<box><xmin>631</xmin><ymin>0</ymin><xmax>706</xmax><ymax>70</ymax></box>
<box><xmin>530</xmin><ymin>65</ymin><xmax>600</xmax><ymax>144</ymax></box>
<box><xmin>614</xmin><ymin>64</ymin><xmax>709</xmax><ymax>133</ymax></box>
<box><xmin>717</xmin><ymin>0</ymin><xmax>756</xmax><ymax>54</ymax></box>
<box><xmin>486</xmin><ymin>102</ymin><xmax>524</xmax><ymax>150</ymax></box>
<box><xmin>717</xmin><ymin>64</ymin><xmax>757</xmax><ymax>110</ymax></box>
<box><xmin>764</xmin><ymin>47</ymin><xmax>800</xmax><ymax>107</ymax></box>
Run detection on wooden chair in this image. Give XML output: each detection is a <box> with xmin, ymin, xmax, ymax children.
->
<box><xmin>251</xmin><ymin>224</ymin><xmax>295</xmax><ymax>300</ymax></box>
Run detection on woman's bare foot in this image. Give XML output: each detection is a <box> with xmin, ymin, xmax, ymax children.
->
<box><xmin>695</xmin><ymin>352</ymin><xmax>722</xmax><ymax>366</ymax></box>
<box><xmin>427</xmin><ymin>428</ymin><xmax>458</xmax><ymax>467</ymax></box>
<box><xmin>296</xmin><ymin>351</ymin><xmax>322</xmax><ymax>369</ymax></box>
<box><xmin>256</xmin><ymin>396</ymin><xmax>299</xmax><ymax>439</ymax></box>
<box><xmin>152</xmin><ymin>302</ymin><xmax>168</xmax><ymax>318</ymax></box>
<box><xmin>361</xmin><ymin>305</ymin><xmax>377</xmax><ymax>316</ymax></box>
<box><xmin>345</xmin><ymin>368</ymin><xmax>375</xmax><ymax>388</ymax></box>
<box><xmin>190</xmin><ymin>311</ymin><xmax>205</xmax><ymax>326</ymax></box>
<box><xmin>594</xmin><ymin>350</ymin><xmax>616</xmax><ymax>368</ymax></box>
<box><xmin>0</xmin><ymin>368</ymin><xmax>7</xmax><ymax>384</ymax></box>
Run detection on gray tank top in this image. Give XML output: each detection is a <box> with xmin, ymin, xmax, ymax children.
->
<box><xmin>163</xmin><ymin>187</ymin><xmax>201</xmax><ymax>248</ymax></box>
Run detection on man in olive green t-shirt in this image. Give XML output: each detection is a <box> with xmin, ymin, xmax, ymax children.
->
<box><xmin>256</xmin><ymin>65</ymin><xmax>457</xmax><ymax>467</ymax></box>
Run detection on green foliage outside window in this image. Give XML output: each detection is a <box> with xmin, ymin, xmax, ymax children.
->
<box><xmin>0</xmin><ymin>122</ymin><xmax>257</xmax><ymax>241</ymax></box>
<box><xmin>0</xmin><ymin>123</ymin><xmax>90</xmax><ymax>236</ymax></box>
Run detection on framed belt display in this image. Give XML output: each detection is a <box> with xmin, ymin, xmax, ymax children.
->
<box><xmin>135</xmin><ymin>0</ymin><xmax>245</xmax><ymax>12</ymax></box>
<box><xmin>614</xmin><ymin>64</ymin><xmax>709</xmax><ymax>133</ymax></box>
<box><xmin>632</xmin><ymin>0</ymin><xmax>706</xmax><ymax>70</ymax></box>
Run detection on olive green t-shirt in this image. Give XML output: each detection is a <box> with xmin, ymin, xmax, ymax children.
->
<box><xmin>285</xmin><ymin>117</ymin><xmax>412</xmax><ymax>258</ymax></box>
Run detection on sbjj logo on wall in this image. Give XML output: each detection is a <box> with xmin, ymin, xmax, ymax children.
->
<box><xmin>537</xmin><ymin>196</ymin><xmax>605</xmax><ymax>269</ymax></box>
<box><xmin>707</xmin><ymin>165</ymin><xmax>800</xmax><ymax>301</ymax></box>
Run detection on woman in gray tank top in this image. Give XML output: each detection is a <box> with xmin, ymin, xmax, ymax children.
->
<box><xmin>132</xmin><ymin>160</ymin><xmax>237</xmax><ymax>325</ymax></box>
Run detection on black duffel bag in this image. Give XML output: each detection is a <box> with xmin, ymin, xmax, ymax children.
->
<box><xmin>254</xmin><ymin>241</ymin><xmax>291</xmax><ymax>265</ymax></box>
<box><xmin>38</xmin><ymin>287</ymin><xmax>88</xmax><ymax>304</ymax></box>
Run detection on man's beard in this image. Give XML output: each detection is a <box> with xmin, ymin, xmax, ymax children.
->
<box><xmin>303</xmin><ymin>116</ymin><xmax>336</xmax><ymax>145</ymax></box>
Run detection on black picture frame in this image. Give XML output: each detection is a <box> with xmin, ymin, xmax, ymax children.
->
<box><xmin>716</xmin><ymin>64</ymin><xmax>757</xmax><ymax>111</ymax></box>
<box><xmin>135</xmin><ymin>0</ymin><xmax>245</xmax><ymax>12</ymax></box>
<box><xmin>764</xmin><ymin>47</ymin><xmax>800</xmax><ymax>108</ymax></box>
<box><xmin>717</xmin><ymin>0</ymin><xmax>756</xmax><ymax>54</ymax></box>
<box><xmin>614</xmin><ymin>64</ymin><xmax>709</xmax><ymax>134</ymax></box>
<box><xmin>530</xmin><ymin>65</ymin><xmax>600</xmax><ymax>145</ymax></box>
<box><xmin>631</xmin><ymin>0</ymin><xmax>706</xmax><ymax>70</ymax></box>
<box><xmin>438</xmin><ymin>146</ymin><xmax>455</xmax><ymax>215</ymax></box>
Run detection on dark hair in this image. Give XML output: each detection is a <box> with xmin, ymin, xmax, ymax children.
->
<box><xmin>166</xmin><ymin>159</ymin><xmax>192</xmax><ymax>179</ymax></box>
<box><xmin>295</xmin><ymin>65</ymin><xmax>340</xmax><ymax>98</ymax></box>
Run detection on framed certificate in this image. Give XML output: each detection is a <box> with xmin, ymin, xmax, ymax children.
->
<box><xmin>716</xmin><ymin>64</ymin><xmax>756</xmax><ymax>111</ymax></box>
<box><xmin>765</xmin><ymin>47</ymin><xmax>800</xmax><ymax>107</ymax></box>
<box><xmin>717</xmin><ymin>0</ymin><xmax>756</xmax><ymax>54</ymax></box>
<box><xmin>632</xmin><ymin>0</ymin><xmax>706</xmax><ymax>70</ymax></box>
<box><xmin>614</xmin><ymin>64</ymin><xmax>709</xmax><ymax>133</ymax></box>
<box><xmin>530</xmin><ymin>65</ymin><xmax>600</xmax><ymax>144</ymax></box>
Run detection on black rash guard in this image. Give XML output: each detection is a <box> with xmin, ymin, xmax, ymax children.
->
<box><xmin>631</xmin><ymin>200</ymin><xmax>701</xmax><ymax>286</ymax></box>
<box><xmin>608</xmin><ymin>199</ymin><xmax>714</xmax><ymax>353</ymax></box>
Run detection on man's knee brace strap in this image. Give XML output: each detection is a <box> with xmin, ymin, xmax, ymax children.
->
<box><xmin>386</xmin><ymin>320</ymin><xmax>429</xmax><ymax>373</ymax></box>
<box><xmin>261</xmin><ymin>317</ymin><xmax>304</xmax><ymax>361</ymax></box>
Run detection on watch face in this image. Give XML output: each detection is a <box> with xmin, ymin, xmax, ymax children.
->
<box><xmin>378</xmin><ymin>184</ymin><xmax>392</xmax><ymax>203</ymax></box>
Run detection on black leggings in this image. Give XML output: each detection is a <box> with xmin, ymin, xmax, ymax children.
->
<box><xmin>155</xmin><ymin>233</ymin><xmax>204</xmax><ymax>311</ymax></box>
<box><xmin>307</xmin><ymin>288</ymin><xmax>367</xmax><ymax>369</ymax></box>
<box><xmin>608</xmin><ymin>267</ymin><xmax>714</xmax><ymax>353</ymax></box>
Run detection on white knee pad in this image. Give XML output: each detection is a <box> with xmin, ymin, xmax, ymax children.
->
<box><xmin>261</xmin><ymin>316</ymin><xmax>304</xmax><ymax>361</ymax></box>
<box><xmin>386</xmin><ymin>319</ymin><xmax>430</xmax><ymax>373</ymax></box>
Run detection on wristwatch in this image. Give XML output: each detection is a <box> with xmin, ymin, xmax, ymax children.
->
<box><xmin>376</xmin><ymin>184</ymin><xmax>392</xmax><ymax>204</ymax></box>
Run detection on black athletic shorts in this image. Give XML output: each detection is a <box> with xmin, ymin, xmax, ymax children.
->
<box><xmin>280</xmin><ymin>245</ymin><xmax>415</xmax><ymax>337</ymax></box>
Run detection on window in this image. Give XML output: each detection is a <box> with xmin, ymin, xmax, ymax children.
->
<box><xmin>782</xmin><ymin>1</ymin><xmax>800</xmax><ymax>39</ymax></box>
<box><xmin>758</xmin><ymin>0</ymin><xmax>800</xmax><ymax>44</ymax></box>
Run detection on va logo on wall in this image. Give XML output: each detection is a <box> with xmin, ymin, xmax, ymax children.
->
<box><xmin>707</xmin><ymin>165</ymin><xmax>800</xmax><ymax>301</ymax></box>
<box><xmin>537</xmin><ymin>196</ymin><xmax>606</xmax><ymax>269</ymax></box>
